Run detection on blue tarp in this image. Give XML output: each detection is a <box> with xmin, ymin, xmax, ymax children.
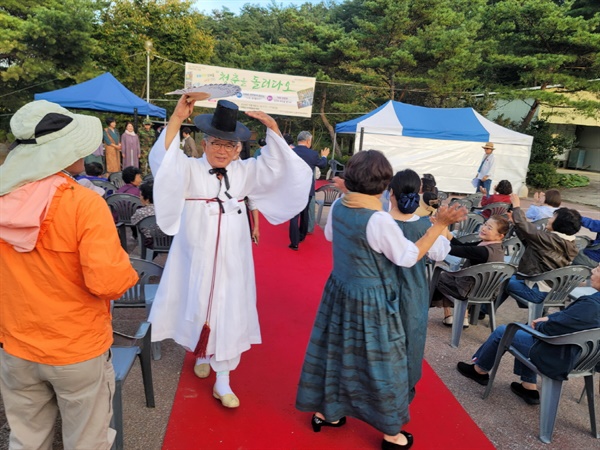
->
<box><xmin>335</xmin><ymin>100</ymin><xmax>489</xmax><ymax>142</ymax></box>
<box><xmin>35</xmin><ymin>72</ymin><xmax>166</xmax><ymax>118</ymax></box>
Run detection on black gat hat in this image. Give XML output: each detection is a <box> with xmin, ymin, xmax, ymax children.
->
<box><xmin>194</xmin><ymin>100</ymin><xmax>251</xmax><ymax>142</ymax></box>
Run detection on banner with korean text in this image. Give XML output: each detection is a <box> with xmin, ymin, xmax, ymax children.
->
<box><xmin>185</xmin><ymin>63</ymin><xmax>316</xmax><ymax>118</ymax></box>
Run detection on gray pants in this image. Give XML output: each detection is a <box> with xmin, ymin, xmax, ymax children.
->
<box><xmin>308</xmin><ymin>195</ymin><xmax>316</xmax><ymax>233</ymax></box>
<box><xmin>572</xmin><ymin>250</ymin><xmax>599</xmax><ymax>269</ymax></box>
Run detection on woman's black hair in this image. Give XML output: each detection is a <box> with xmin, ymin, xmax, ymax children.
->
<box><xmin>422</xmin><ymin>173</ymin><xmax>436</xmax><ymax>186</ymax></box>
<box><xmin>551</xmin><ymin>208</ymin><xmax>581</xmax><ymax>236</ymax></box>
<box><xmin>139</xmin><ymin>180</ymin><xmax>154</xmax><ymax>204</ymax></box>
<box><xmin>85</xmin><ymin>162</ymin><xmax>104</xmax><ymax>176</ymax></box>
<box><xmin>495</xmin><ymin>180</ymin><xmax>513</xmax><ymax>195</ymax></box>
<box><xmin>389</xmin><ymin>169</ymin><xmax>421</xmax><ymax>214</ymax></box>
<box><xmin>122</xmin><ymin>166</ymin><xmax>142</xmax><ymax>184</ymax></box>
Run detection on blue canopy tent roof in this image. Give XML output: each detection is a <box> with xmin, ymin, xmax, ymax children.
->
<box><xmin>34</xmin><ymin>72</ymin><xmax>166</xmax><ymax>118</ymax></box>
<box><xmin>334</xmin><ymin>100</ymin><xmax>533</xmax><ymax>194</ymax></box>
<box><xmin>337</xmin><ymin>101</ymin><xmax>499</xmax><ymax>142</ymax></box>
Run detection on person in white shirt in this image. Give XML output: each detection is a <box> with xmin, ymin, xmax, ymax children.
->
<box><xmin>525</xmin><ymin>189</ymin><xmax>561</xmax><ymax>221</ymax></box>
<box><xmin>474</xmin><ymin>142</ymin><xmax>495</xmax><ymax>197</ymax></box>
<box><xmin>148</xmin><ymin>96</ymin><xmax>312</xmax><ymax>408</ymax></box>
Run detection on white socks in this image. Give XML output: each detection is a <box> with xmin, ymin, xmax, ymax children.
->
<box><xmin>195</xmin><ymin>357</ymin><xmax>210</xmax><ymax>366</ymax></box>
<box><xmin>214</xmin><ymin>371</ymin><xmax>234</xmax><ymax>395</ymax></box>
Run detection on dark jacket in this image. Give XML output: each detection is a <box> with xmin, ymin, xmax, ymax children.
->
<box><xmin>512</xmin><ymin>207</ymin><xmax>578</xmax><ymax>276</ymax></box>
<box><xmin>530</xmin><ymin>292</ymin><xmax>600</xmax><ymax>380</ymax></box>
<box><xmin>293</xmin><ymin>145</ymin><xmax>328</xmax><ymax>196</ymax></box>
<box><xmin>581</xmin><ymin>217</ymin><xmax>600</xmax><ymax>262</ymax></box>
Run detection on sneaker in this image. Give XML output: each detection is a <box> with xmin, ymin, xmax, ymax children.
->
<box><xmin>510</xmin><ymin>382</ymin><xmax>540</xmax><ymax>405</ymax></box>
<box><xmin>442</xmin><ymin>315</ymin><xmax>453</xmax><ymax>326</ymax></box>
<box><xmin>457</xmin><ymin>362</ymin><xmax>489</xmax><ymax>386</ymax></box>
<box><xmin>463</xmin><ymin>317</ymin><xmax>470</xmax><ymax>328</ymax></box>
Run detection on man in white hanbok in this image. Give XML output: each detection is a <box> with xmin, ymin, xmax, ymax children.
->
<box><xmin>149</xmin><ymin>96</ymin><xmax>312</xmax><ymax>408</ymax></box>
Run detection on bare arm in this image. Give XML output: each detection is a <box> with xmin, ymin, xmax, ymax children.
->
<box><xmin>164</xmin><ymin>95</ymin><xmax>197</xmax><ymax>150</ymax></box>
<box><xmin>251</xmin><ymin>209</ymin><xmax>260</xmax><ymax>244</ymax></box>
<box><xmin>245</xmin><ymin>110</ymin><xmax>282</xmax><ymax>137</ymax></box>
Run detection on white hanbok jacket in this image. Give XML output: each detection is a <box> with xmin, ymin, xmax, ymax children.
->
<box><xmin>148</xmin><ymin>129</ymin><xmax>312</xmax><ymax>361</ymax></box>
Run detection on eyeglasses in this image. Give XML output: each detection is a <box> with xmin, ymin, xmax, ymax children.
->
<box><xmin>208</xmin><ymin>140</ymin><xmax>238</xmax><ymax>152</ymax></box>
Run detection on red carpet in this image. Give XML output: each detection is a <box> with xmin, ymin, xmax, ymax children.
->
<box><xmin>162</xmin><ymin>215</ymin><xmax>494</xmax><ymax>449</ymax></box>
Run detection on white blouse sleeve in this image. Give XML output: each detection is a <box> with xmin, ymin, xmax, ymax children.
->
<box><xmin>366</xmin><ymin>211</ymin><xmax>419</xmax><ymax>267</ymax></box>
<box><xmin>427</xmin><ymin>235</ymin><xmax>451</xmax><ymax>261</ymax></box>
<box><xmin>324</xmin><ymin>198</ymin><xmax>342</xmax><ymax>242</ymax></box>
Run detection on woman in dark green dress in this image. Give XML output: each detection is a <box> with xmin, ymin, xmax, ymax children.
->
<box><xmin>296</xmin><ymin>151</ymin><xmax>467</xmax><ymax>450</ymax></box>
<box><xmin>389</xmin><ymin>170</ymin><xmax>450</xmax><ymax>403</ymax></box>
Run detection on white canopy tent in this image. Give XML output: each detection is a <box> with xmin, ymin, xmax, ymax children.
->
<box><xmin>335</xmin><ymin>101</ymin><xmax>534</xmax><ymax>194</ymax></box>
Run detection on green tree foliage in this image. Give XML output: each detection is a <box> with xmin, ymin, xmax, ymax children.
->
<box><xmin>523</xmin><ymin>119</ymin><xmax>576</xmax><ymax>188</ymax></box>
<box><xmin>201</xmin><ymin>3</ymin><xmax>366</xmax><ymax>152</ymax></box>
<box><xmin>332</xmin><ymin>0</ymin><xmax>489</xmax><ymax>107</ymax></box>
<box><xmin>0</xmin><ymin>0</ymin><xmax>101</xmax><ymax>120</ymax></box>
<box><xmin>525</xmin><ymin>119</ymin><xmax>574</xmax><ymax>164</ymax></box>
<box><xmin>94</xmin><ymin>0</ymin><xmax>215</xmax><ymax>113</ymax></box>
<box><xmin>481</xmin><ymin>0</ymin><xmax>600</xmax><ymax>129</ymax></box>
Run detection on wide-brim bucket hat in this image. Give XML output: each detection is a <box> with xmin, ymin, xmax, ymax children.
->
<box><xmin>0</xmin><ymin>100</ymin><xmax>102</xmax><ymax>195</ymax></box>
<box><xmin>194</xmin><ymin>100</ymin><xmax>251</xmax><ymax>142</ymax></box>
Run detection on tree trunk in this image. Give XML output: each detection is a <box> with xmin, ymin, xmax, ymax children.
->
<box><xmin>319</xmin><ymin>87</ymin><xmax>339</xmax><ymax>156</ymax></box>
<box><xmin>520</xmin><ymin>83</ymin><xmax>547</xmax><ymax>130</ymax></box>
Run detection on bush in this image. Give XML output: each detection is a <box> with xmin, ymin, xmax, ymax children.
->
<box><xmin>338</xmin><ymin>154</ymin><xmax>351</xmax><ymax>165</ymax></box>
<box><xmin>526</xmin><ymin>163</ymin><xmax>561</xmax><ymax>189</ymax></box>
<box><xmin>558</xmin><ymin>173</ymin><xmax>590</xmax><ymax>188</ymax></box>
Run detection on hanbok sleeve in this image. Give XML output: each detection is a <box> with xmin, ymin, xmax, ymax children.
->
<box><xmin>245</xmin><ymin>129</ymin><xmax>312</xmax><ymax>225</ymax></box>
<box><xmin>366</xmin><ymin>212</ymin><xmax>419</xmax><ymax>267</ymax></box>
<box><xmin>149</xmin><ymin>130</ymin><xmax>192</xmax><ymax>235</ymax></box>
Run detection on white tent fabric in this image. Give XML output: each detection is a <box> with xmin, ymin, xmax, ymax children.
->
<box><xmin>336</xmin><ymin>101</ymin><xmax>533</xmax><ymax>195</ymax></box>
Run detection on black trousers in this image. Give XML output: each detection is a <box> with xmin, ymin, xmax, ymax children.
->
<box><xmin>289</xmin><ymin>196</ymin><xmax>312</xmax><ymax>247</ymax></box>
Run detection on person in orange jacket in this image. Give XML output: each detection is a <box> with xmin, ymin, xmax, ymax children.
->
<box><xmin>0</xmin><ymin>100</ymin><xmax>138</xmax><ymax>449</ymax></box>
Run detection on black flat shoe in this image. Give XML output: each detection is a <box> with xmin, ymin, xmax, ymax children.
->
<box><xmin>311</xmin><ymin>414</ymin><xmax>346</xmax><ymax>432</ymax></box>
<box><xmin>510</xmin><ymin>382</ymin><xmax>540</xmax><ymax>405</ymax></box>
<box><xmin>381</xmin><ymin>431</ymin><xmax>413</xmax><ymax>450</ymax></box>
<box><xmin>457</xmin><ymin>362</ymin><xmax>489</xmax><ymax>386</ymax></box>
<box><xmin>288</xmin><ymin>244</ymin><xmax>299</xmax><ymax>251</ymax></box>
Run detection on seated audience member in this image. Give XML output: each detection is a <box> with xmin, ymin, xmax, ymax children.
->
<box><xmin>431</xmin><ymin>215</ymin><xmax>509</xmax><ymax>327</ymax></box>
<box><xmin>76</xmin><ymin>162</ymin><xmax>108</xmax><ymax>182</ymax></box>
<box><xmin>457</xmin><ymin>264</ymin><xmax>600</xmax><ymax>405</ymax></box>
<box><xmin>572</xmin><ymin>217</ymin><xmax>600</xmax><ymax>268</ymax></box>
<box><xmin>77</xmin><ymin>178</ymin><xmax>105</xmax><ymax>197</ymax></box>
<box><xmin>415</xmin><ymin>174</ymin><xmax>439</xmax><ymax>217</ymax></box>
<box><xmin>526</xmin><ymin>189</ymin><xmax>561</xmax><ymax>221</ymax></box>
<box><xmin>131</xmin><ymin>180</ymin><xmax>156</xmax><ymax>248</ymax></box>
<box><xmin>479</xmin><ymin>180</ymin><xmax>512</xmax><ymax>219</ymax></box>
<box><xmin>116</xmin><ymin>166</ymin><xmax>142</xmax><ymax>196</ymax></box>
<box><xmin>491</xmin><ymin>193</ymin><xmax>580</xmax><ymax>314</ymax></box>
